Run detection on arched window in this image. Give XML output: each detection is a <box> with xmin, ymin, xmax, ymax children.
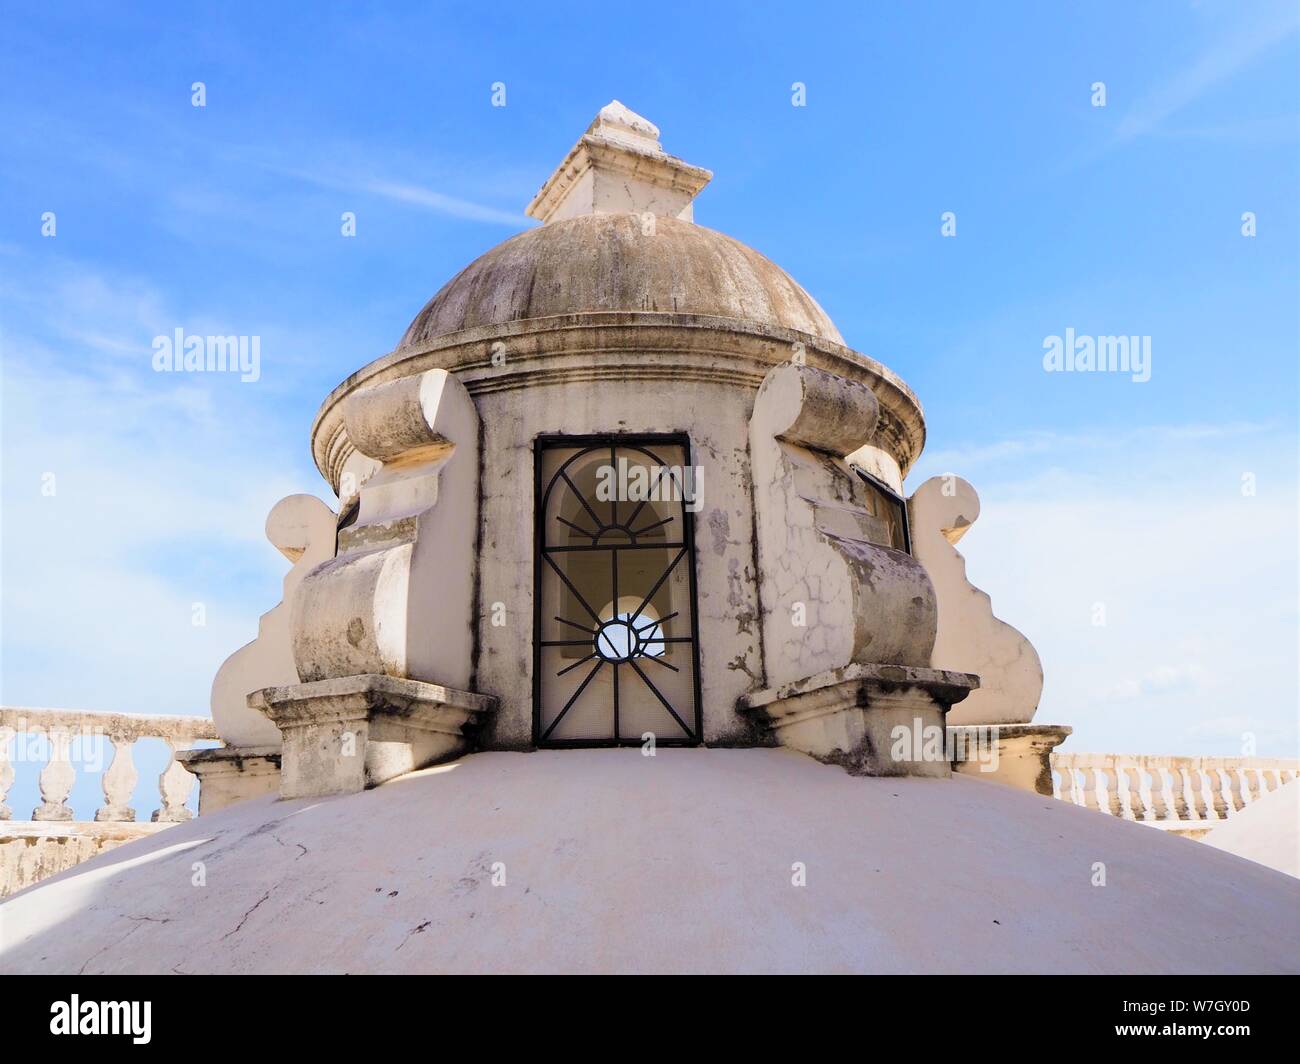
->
<box><xmin>534</xmin><ymin>436</ymin><xmax>702</xmax><ymax>746</ymax></box>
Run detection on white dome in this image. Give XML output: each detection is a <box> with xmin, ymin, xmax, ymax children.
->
<box><xmin>3</xmin><ymin>750</ymin><xmax>1297</xmax><ymax>974</ymax></box>
<box><xmin>1203</xmin><ymin>780</ymin><xmax>1299</xmax><ymax>879</ymax></box>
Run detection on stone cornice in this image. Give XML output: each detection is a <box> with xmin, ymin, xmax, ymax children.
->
<box><xmin>311</xmin><ymin>314</ymin><xmax>928</xmax><ymax>494</ymax></box>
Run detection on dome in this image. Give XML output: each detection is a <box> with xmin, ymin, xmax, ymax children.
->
<box><xmin>4</xmin><ymin>749</ymin><xmax>1297</xmax><ymax>974</ymax></box>
<box><xmin>1204</xmin><ymin>780</ymin><xmax>1299</xmax><ymax>878</ymax></box>
<box><xmin>397</xmin><ymin>213</ymin><xmax>845</xmax><ymax>351</ymax></box>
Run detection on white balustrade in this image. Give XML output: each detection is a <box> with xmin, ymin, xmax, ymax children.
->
<box><xmin>1050</xmin><ymin>752</ymin><xmax>1299</xmax><ymax>831</ymax></box>
<box><xmin>0</xmin><ymin>707</ymin><xmax>218</xmax><ymax>825</ymax></box>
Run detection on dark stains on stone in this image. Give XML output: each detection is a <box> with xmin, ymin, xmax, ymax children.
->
<box><xmin>396</xmin><ymin>919</ymin><xmax>433</xmax><ymax>952</ymax></box>
<box><xmin>346</xmin><ymin>618</ymin><xmax>366</xmax><ymax>648</ymax></box>
<box><xmin>708</xmin><ymin>509</ymin><xmax>731</xmax><ymax>557</ymax></box>
<box><xmin>724</xmin><ymin>654</ymin><xmax>757</xmax><ymax>681</ymax></box>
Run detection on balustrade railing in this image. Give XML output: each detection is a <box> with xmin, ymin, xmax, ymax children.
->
<box><xmin>0</xmin><ymin>707</ymin><xmax>219</xmax><ymax>826</ymax></box>
<box><xmin>1051</xmin><ymin>752</ymin><xmax>1298</xmax><ymax>832</ymax></box>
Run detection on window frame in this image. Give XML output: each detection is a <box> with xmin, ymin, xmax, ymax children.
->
<box><xmin>531</xmin><ymin>432</ymin><xmax>704</xmax><ymax>749</ymax></box>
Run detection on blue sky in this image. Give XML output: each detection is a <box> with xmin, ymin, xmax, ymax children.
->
<box><xmin>2</xmin><ymin>1</ymin><xmax>1297</xmax><ymax>815</ymax></box>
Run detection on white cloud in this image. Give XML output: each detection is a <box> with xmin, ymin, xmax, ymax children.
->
<box><xmin>1</xmin><ymin>260</ymin><xmax>330</xmax><ymax>718</ymax></box>
<box><xmin>911</xmin><ymin>422</ymin><xmax>1299</xmax><ymax>758</ymax></box>
<box><xmin>1103</xmin><ymin>663</ymin><xmax>1210</xmax><ymax>702</ymax></box>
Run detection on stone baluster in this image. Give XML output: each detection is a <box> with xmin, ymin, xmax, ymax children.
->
<box><xmin>95</xmin><ymin>731</ymin><xmax>138</xmax><ymax>822</ymax></box>
<box><xmin>1224</xmin><ymin>765</ymin><xmax>1246</xmax><ymax>813</ymax></box>
<box><xmin>1187</xmin><ymin>759</ymin><xmax>1211</xmax><ymax>820</ymax></box>
<box><xmin>33</xmin><ymin>727</ymin><xmax>76</xmax><ymax>821</ymax></box>
<box><xmin>1055</xmin><ymin>761</ymin><xmax>1077</xmax><ymax>804</ymax></box>
<box><xmin>1241</xmin><ymin>768</ymin><xmax>1261</xmax><ymax>804</ymax></box>
<box><xmin>1100</xmin><ymin>761</ymin><xmax>1123</xmax><ymax>817</ymax></box>
<box><xmin>1261</xmin><ymin>768</ymin><xmax>1281</xmax><ymax>794</ymax></box>
<box><xmin>1146</xmin><ymin>760</ymin><xmax>1171</xmax><ymax>821</ymax></box>
<box><xmin>1251</xmin><ymin>767</ymin><xmax>1269</xmax><ymax>795</ymax></box>
<box><xmin>1078</xmin><ymin>764</ymin><xmax>1103</xmax><ymax>812</ymax></box>
<box><xmin>1123</xmin><ymin>762</ymin><xmax>1147</xmax><ymax>820</ymax></box>
<box><xmin>1206</xmin><ymin>763</ymin><xmax>1230</xmax><ymax>820</ymax></box>
<box><xmin>1165</xmin><ymin>759</ymin><xmax>1190</xmax><ymax>821</ymax></box>
<box><xmin>152</xmin><ymin>741</ymin><xmax>196</xmax><ymax>823</ymax></box>
<box><xmin>0</xmin><ymin>725</ymin><xmax>14</xmax><ymax>820</ymax></box>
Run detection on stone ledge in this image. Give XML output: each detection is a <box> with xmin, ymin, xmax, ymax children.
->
<box><xmin>1</xmin><ymin>824</ymin><xmax>175</xmax><ymax>898</ymax></box>
<box><xmin>739</xmin><ymin>663</ymin><xmax>979</xmax><ymax>778</ymax></box>
<box><xmin>1</xmin><ymin>821</ymin><xmax>169</xmax><ymax>841</ymax></box>
<box><xmin>310</xmin><ymin>313</ymin><xmax>927</xmax><ymax>492</ymax></box>
<box><xmin>177</xmin><ymin>746</ymin><xmax>282</xmax><ymax>815</ymax></box>
<box><xmin>249</xmin><ymin>675</ymin><xmax>497</xmax><ymax>799</ymax></box>
<box><xmin>948</xmin><ymin>723</ymin><xmax>1073</xmax><ymax>796</ymax></box>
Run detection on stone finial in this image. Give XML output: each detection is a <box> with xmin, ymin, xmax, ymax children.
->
<box><xmin>525</xmin><ymin>100</ymin><xmax>712</xmax><ymax>225</ymax></box>
<box><xmin>587</xmin><ymin>100</ymin><xmax>661</xmax><ymax>149</ymax></box>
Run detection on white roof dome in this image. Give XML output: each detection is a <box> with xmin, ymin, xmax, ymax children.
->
<box><xmin>3</xmin><ymin>750</ymin><xmax>1297</xmax><ymax>973</ymax></box>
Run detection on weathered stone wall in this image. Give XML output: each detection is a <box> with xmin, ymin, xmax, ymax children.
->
<box><xmin>474</xmin><ymin>368</ymin><xmax>763</xmax><ymax>746</ymax></box>
<box><xmin>1</xmin><ymin>823</ymin><xmax>169</xmax><ymax>898</ymax></box>
<box><xmin>309</xmin><ymin>305</ymin><xmax>927</xmax><ymax>751</ymax></box>
<box><xmin>1</xmin><ymin>707</ymin><xmax>217</xmax><ymax>896</ymax></box>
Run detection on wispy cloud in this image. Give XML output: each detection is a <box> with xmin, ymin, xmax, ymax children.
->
<box><xmin>363</xmin><ymin>179</ymin><xmax>531</xmax><ymax>226</ymax></box>
<box><xmin>1051</xmin><ymin>4</ymin><xmax>1300</xmax><ymax>174</ymax></box>
<box><xmin>1112</xmin><ymin>7</ymin><xmax>1299</xmax><ymax>145</ymax></box>
<box><xmin>918</xmin><ymin>421</ymin><xmax>1274</xmax><ymax>474</ymax></box>
<box><xmin>1146</xmin><ymin>113</ymin><xmax>1300</xmax><ymax>145</ymax></box>
<box><xmin>263</xmin><ymin>161</ymin><xmax>531</xmax><ymax>227</ymax></box>
<box><xmin>917</xmin><ymin>420</ymin><xmax>1298</xmax><ymax>758</ymax></box>
<box><xmin>1</xmin><ymin>258</ymin><xmax>328</xmax><ymax>716</ymax></box>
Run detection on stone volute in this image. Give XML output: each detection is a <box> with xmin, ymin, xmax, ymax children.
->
<box><xmin>193</xmin><ymin>100</ymin><xmax>1055</xmax><ymax>806</ymax></box>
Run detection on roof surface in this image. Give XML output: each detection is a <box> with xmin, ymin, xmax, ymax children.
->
<box><xmin>4</xmin><ymin>749</ymin><xmax>1296</xmax><ymax>974</ymax></box>
<box><xmin>1203</xmin><ymin>780</ymin><xmax>1299</xmax><ymax>879</ymax></box>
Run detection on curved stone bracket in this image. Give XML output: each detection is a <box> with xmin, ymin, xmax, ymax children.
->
<box><xmin>745</xmin><ymin>364</ymin><xmax>973</xmax><ymax>776</ymax></box>
<box><xmin>291</xmin><ymin>368</ymin><xmax>479</xmax><ymax>689</ymax></box>
<box><xmin>749</xmin><ymin>362</ymin><xmax>939</xmax><ymax>686</ymax></box>
<box><xmin>907</xmin><ymin>475</ymin><xmax>1043</xmax><ymax>726</ymax></box>
<box><xmin>210</xmin><ymin>494</ymin><xmax>337</xmax><ymax>749</ymax></box>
